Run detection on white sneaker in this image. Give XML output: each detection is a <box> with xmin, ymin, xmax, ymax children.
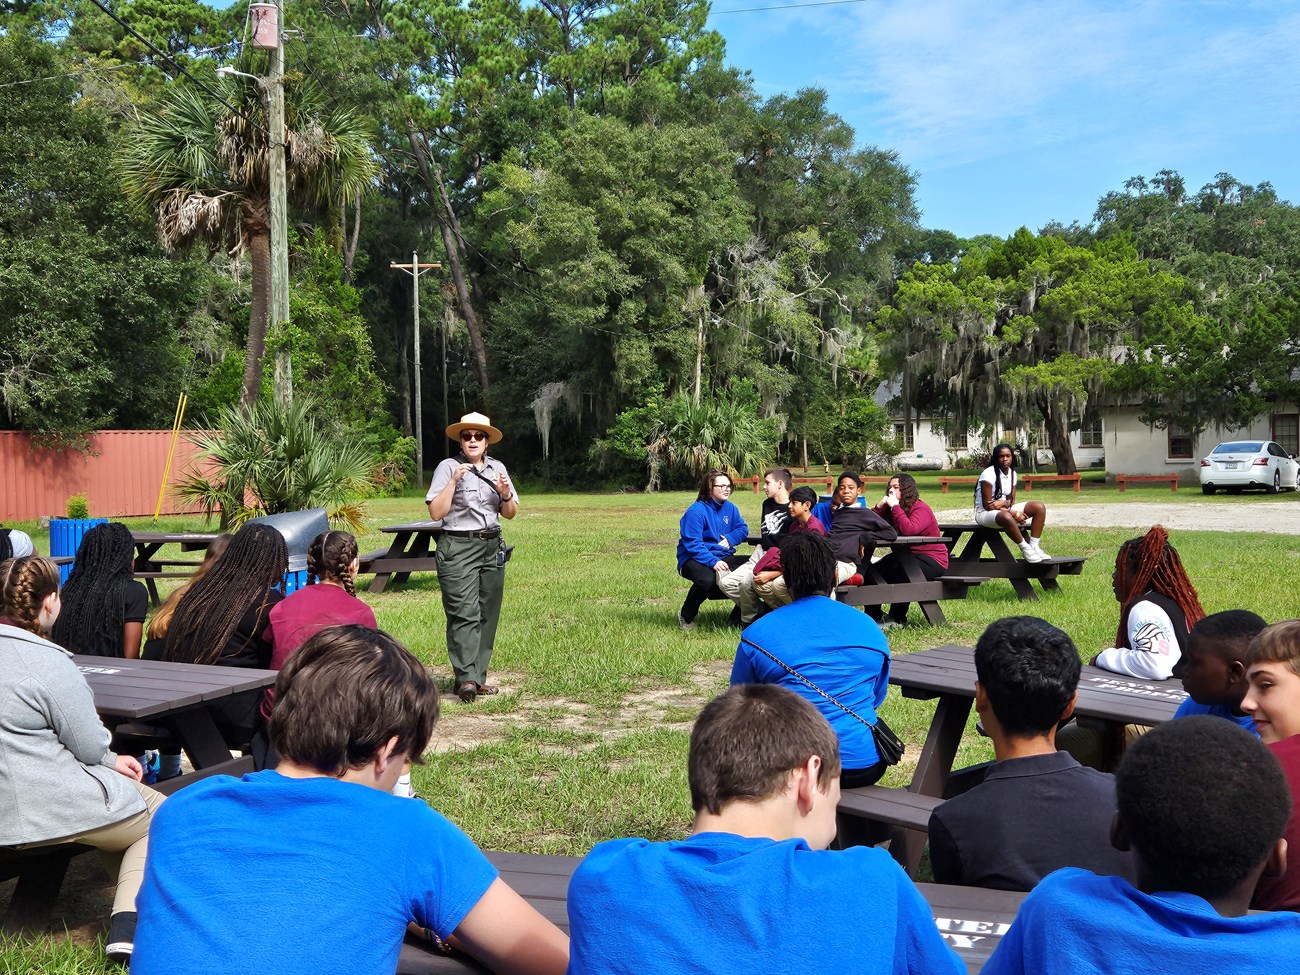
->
<box><xmin>1031</xmin><ymin>540</ymin><xmax>1052</xmax><ymax>559</ymax></box>
<box><xmin>678</xmin><ymin>612</ymin><xmax>696</xmax><ymax>631</ymax></box>
<box><xmin>1019</xmin><ymin>541</ymin><xmax>1046</xmax><ymax>563</ymax></box>
<box><xmin>879</xmin><ymin>620</ymin><xmax>904</xmax><ymax>633</ymax></box>
<box><xmin>391</xmin><ymin>773</ymin><xmax>416</xmax><ymax>798</ymax></box>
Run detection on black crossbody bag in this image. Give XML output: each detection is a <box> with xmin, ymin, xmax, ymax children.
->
<box><xmin>740</xmin><ymin>637</ymin><xmax>905</xmax><ymax>766</ymax></box>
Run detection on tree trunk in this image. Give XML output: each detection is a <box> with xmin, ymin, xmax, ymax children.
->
<box><xmin>241</xmin><ymin>227</ymin><xmax>272</xmax><ymax>410</ymax></box>
<box><xmin>1043</xmin><ymin>401</ymin><xmax>1077</xmax><ymax>474</ymax></box>
<box><xmin>404</xmin><ymin>126</ymin><xmax>491</xmax><ymax>392</ymax></box>
<box><xmin>340</xmin><ymin>194</ymin><xmax>362</xmax><ymax>283</ymax></box>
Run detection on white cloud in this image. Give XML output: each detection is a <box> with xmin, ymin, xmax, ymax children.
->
<box><xmin>829</xmin><ymin>0</ymin><xmax>1300</xmax><ymax>171</ymax></box>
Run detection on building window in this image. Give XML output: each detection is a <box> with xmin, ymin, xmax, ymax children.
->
<box><xmin>1273</xmin><ymin>414</ymin><xmax>1298</xmax><ymax>457</ymax></box>
<box><xmin>894</xmin><ymin>422</ymin><xmax>914</xmax><ymax>450</ymax></box>
<box><xmin>1079</xmin><ymin>417</ymin><xmax>1103</xmax><ymax>448</ymax></box>
<box><xmin>947</xmin><ymin>427</ymin><xmax>968</xmax><ymax>450</ymax></box>
<box><xmin>1167</xmin><ymin>422</ymin><xmax>1193</xmax><ymax>459</ymax></box>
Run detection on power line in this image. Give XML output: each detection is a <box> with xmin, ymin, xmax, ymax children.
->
<box><xmin>82</xmin><ymin>0</ymin><xmax>267</xmax><ymax>136</ymax></box>
<box><xmin>0</xmin><ymin>44</ymin><xmax>229</xmax><ymax>90</ymax></box>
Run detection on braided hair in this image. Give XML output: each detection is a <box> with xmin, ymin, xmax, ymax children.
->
<box><xmin>1114</xmin><ymin>525</ymin><xmax>1205</xmax><ymax>649</ymax></box>
<box><xmin>307</xmin><ymin>530</ymin><xmax>359</xmax><ymax>595</ymax></box>
<box><xmin>51</xmin><ymin>522</ymin><xmax>135</xmax><ymax>657</ymax></box>
<box><xmin>982</xmin><ymin>443</ymin><xmax>1017</xmax><ymax>503</ymax></box>
<box><xmin>0</xmin><ymin>556</ymin><xmax>60</xmax><ymax>634</ymax></box>
<box><xmin>146</xmin><ymin>534</ymin><xmax>233</xmax><ymax>642</ymax></box>
<box><xmin>161</xmin><ymin>523</ymin><xmax>288</xmax><ymax>666</ymax></box>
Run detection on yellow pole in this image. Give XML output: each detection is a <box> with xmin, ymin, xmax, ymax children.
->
<box><xmin>153</xmin><ymin>392</ymin><xmax>188</xmax><ymax>523</ymax></box>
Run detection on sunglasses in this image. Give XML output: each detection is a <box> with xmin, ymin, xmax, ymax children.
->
<box><xmin>460</xmin><ymin>432</ymin><xmax>488</xmax><ymax>442</ymax></box>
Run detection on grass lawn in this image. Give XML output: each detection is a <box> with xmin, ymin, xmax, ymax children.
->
<box><xmin>4</xmin><ymin>484</ymin><xmax>1298</xmax><ymax>968</ymax></box>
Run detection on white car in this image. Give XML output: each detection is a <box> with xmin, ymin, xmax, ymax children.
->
<box><xmin>1199</xmin><ymin>440</ymin><xmax>1299</xmax><ymax>495</ymax></box>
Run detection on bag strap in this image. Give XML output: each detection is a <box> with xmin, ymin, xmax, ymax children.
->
<box><xmin>739</xmin><ymin>636</ymin><xmax>882</xmax><ymax>731</ymax></box>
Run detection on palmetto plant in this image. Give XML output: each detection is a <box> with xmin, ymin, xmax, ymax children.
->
<box><xmin>121</xmin><ymin>80</ymin><xmax>376</xmax><ymax>408</ymax></box>
<box><xmin>176</xmin><ymin>398</ymin><xmax>378</xmax><ymax>532</ymax></box>
<box><xmin>646</xmin><ymin>393</ymin><xmax>780</xmax><ymax>486</ymax></box>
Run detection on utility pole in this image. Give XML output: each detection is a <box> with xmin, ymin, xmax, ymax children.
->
<box><xmin>390</xmin><ymin>253</ymin><xmax>442</xmax><ymax>483</ymax></box>
<box><xmin>268</xmin><ymin>0</ymin><xmax>292</xmax><ymax>405</ymax></box>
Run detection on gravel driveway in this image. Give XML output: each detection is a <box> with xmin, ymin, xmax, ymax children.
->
<box><xmin>934</xmin><ymin>501</ymin><xmax>1300</xmax><ymax>534</ymax></box>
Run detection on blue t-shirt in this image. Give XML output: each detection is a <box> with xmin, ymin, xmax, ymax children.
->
<box><xmin>732</xmin><ymin>596</ymin><xmax>889</xmax><ymax>769</ymax></box>
<box><xmin>1173</xmin><ymin>696</ymin><xmax>1257</xmax><ymax>735</ymax></box>
<box><xmin>567</xmin><ymin>832</ymin><xmax>963</xmax><ymax>975</ymax></box>
<box><xmin>133</xmin><ymin>770</ymin><xmax>498</xmax><ymax>975</ymax></box>
<box><xmin>983</xmin><ymin>868</ymin><xmax>1300</xmax><ymax>975</ymax></box>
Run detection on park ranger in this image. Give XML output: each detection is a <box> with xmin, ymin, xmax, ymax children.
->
<box><xmin>425</xmin><ymin>411</ymin><xmax>519</xmax><ymax>702</ymax></box>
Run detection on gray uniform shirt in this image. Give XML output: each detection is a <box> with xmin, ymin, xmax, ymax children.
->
<box><xmin>425</xmin><ymin>455</ymin><xmax>519</xmax><ymax>532</ymax></box>
<box><xmin>0</xmin><ymin>624</ymin><xmax>146</xmax><ymax>845</ymax></box>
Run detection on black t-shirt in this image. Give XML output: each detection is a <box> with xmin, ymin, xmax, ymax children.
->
<box><xmin>72</xmin><ymin>580</ymin><xmax>149</xmax><ymax>658</ymax></box>
<box><xmin>758</xmin><ymin>497</ymin><xmax>791</xmax><ymax>549</ymax></box>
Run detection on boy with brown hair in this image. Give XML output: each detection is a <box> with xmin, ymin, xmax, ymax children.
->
<box><xmin>1241</xmin><ymin>618</ymin><xmax>1300</xmax><ymax>911</ymax></box>
<box><xmin>566</xmin><ymin>683</ymin><xmax>962</xmax><ymax>975</ymax></box>
<box><xmin>133</xmin><ymin>625</ymin><xmax>568</xmax><ymax>975</ymax></box>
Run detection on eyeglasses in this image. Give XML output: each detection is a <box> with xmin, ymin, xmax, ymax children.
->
<box><xmin>460</xmin><ymin>432</ymin><xmax>488</xmax><ymax>442</ymax></box>
<box><xmin>713</xmin><ymin>482</ymin><xmax>733</xmax><ymax>490</ymax></box>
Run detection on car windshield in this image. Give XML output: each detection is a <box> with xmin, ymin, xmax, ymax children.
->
<box><xmin>1212</xmin><ymin>442</ymin><xmax>1263</xmax><ymax>454</ymax></box>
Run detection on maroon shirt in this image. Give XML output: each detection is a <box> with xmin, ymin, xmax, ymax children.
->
<box><xmin>753</xmin><ymin>516</ymin><xmax>826</xmax><ymax>575</ymax></box>
<box><xmin>261</xmin><ymin>583</ymin><xmax>377</xmax><ymax>719</ymax></box>
<box><xmin>1253</xmin><ymin>734</ymin><xmax>1300</xmax><ymax>912</ymax></box>
<box><xmin>873</xmin><ymin>498</ymin><xmax>949</xmax><ymax>568</ymax></box>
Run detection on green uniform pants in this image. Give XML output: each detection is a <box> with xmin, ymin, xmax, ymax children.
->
<box><xmin>436</xmin><ymin>534</ymin><xmax>505</xmax><ymax>686</ymax></box>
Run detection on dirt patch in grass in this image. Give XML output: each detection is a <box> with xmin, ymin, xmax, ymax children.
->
<box><xmin>428</xmin><ymin>660</ymin><xmax>730</xmax><ymax>753</ymax></box>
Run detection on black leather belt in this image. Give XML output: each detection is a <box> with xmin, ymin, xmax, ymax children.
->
<box><xmin>442</xmin><ymin>528</ymin><xmax>501</xmax><ymax>539</ymax></box>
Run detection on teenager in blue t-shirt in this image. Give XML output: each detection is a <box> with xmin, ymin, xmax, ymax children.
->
<box><xmin>984</xmin><ymin>716</ymin><xmax>1300</xmax><ymax>975</ymax></box>
<box><xmin>566</xmin><ymin>683</ymin><xmax>963</xmax><ymax>975</ymax></box>
<box><xmin>132</xmin><ymin>626</ymin><xmax>568</xmax><ymax>975</ymax></box>
<box><xmin>1170</xmin><ymin>610</ymin><xmax>1266</xmax><ymax>734</ymax></box>
<box><xmin>732</xmin><ymin>530</ymin><xmax>890</xmax><ymax>785</ymax></box>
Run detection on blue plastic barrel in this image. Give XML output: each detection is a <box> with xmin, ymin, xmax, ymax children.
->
<box><xmin>49</xmin><ymin>518</ymin><xmax>108</xmax><ymax>584</ymax></box>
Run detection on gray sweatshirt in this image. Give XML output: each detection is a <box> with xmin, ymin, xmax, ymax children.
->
<box><xmin>0</xmin><ymin>623</ymin><xmax>146</xmax><ymax>844</ymax></box>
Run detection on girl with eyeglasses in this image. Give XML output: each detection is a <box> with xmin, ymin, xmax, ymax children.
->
<box><xmin>675</xmin><ymin>469</ymin><xmax>750</xmax><ymax>630</ymax></box>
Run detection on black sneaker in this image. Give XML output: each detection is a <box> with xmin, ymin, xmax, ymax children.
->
<box><xmin>105</xmin><ymin>911</ymin><xmax>137</xmax><ymax>964</ymax></box>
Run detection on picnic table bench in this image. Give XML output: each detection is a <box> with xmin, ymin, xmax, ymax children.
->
<box><xmin>1115</xmin><ymin>473</ymin><xmax>1180</xmax><ymax>491</ymax></box>
<box><xmin>362</xmin><ymin>521</ymin><xmax>443</xmax><ymax>594</ymax></box>
<box><xmin>840</xmin><ymin>644</ymin><xmax>1186</xmax><ymax>875</ymax></box>
<box><xmin>394</xmin><ymin>850</ymin><xmax>1025</xmax><ymax>974</ymax></box>
<box><xmin>939</xmin><ymin>523</ymin><xmax>1086</xmax><ymax>601</ymax></box>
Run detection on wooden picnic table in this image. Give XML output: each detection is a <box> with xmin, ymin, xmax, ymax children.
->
<box><xmin>129</xmin><ymin>530</ymin><xmax>221</xmax><ymax>605</ymax></box>
<box><xmin>76</xmin><ymin>654</ymin><xmax>276</xmax><ymax>775</ymax></box>
<box><xmin>395</xmin><ymin>850</ymin><xmax>1024</xmax><ymax>975</ymax></box>
<box><xmin>836</xmin><ymin>535</ymin><xmax>978</xmax><ymax>626</ymax></box>
<box><xmin>939</xmin><ymin>522</ymin><xmax>1086</xmax><ymax>601</ymax></box>
<box><xmin>860</xmin><ymin>644</ymin><xmax>1184</xmax><ymax>874</ymax></box>
<box><xmin>363</xmin><ymin>521</ymin><xmax>443</xmax><ymax>594</ymax></box>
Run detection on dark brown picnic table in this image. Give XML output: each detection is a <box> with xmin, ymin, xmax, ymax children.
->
<box><xmin>76</xmin><ymin>654</ymin><xmax>276</xmax><ymax>778</ymax></box>
<box><xmin>837</xmin><ymin>535</ymin><xmax>978</xmax><ymax>626</ymax></box>
<box><xmin>129</xmin><ymin>530</ymin><xmax>221</xmax><ymax>606</ymax></box>
<box><xmin>938</xmin><ymin>522</ymin><xmax>1086</xmax><ymax>601</ymax></box>
<box><xmin>363</xmin><ymin>521</ymin><xmax>442</xmax><ymax>594</ymax></box>
<box><xmin>395</xmin><ymin>851</ymin><xmax>1025</xmax><ymax>975</ymax></box>
<box><xmin>858</xmin><ymin>644</ymin><xmax>1185</xmax><ymax>874</ymax></box>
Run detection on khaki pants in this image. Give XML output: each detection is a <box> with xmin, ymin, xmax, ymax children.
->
<box><xmin>22</xmin><ymin>780</ymin><xmax>165</xmax><ymax>915</ymax></box>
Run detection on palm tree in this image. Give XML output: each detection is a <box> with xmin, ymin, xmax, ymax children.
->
<box><xmin>122</xmin><ymin>79</ymin><xmax>376</xmax><ymax>409</ymax></box>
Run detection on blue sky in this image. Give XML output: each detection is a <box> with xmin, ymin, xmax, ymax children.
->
<box><xmin>708</xmin><ymin>0</ymin><xmax>1300</xmax><ymax>237</ymax></box>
